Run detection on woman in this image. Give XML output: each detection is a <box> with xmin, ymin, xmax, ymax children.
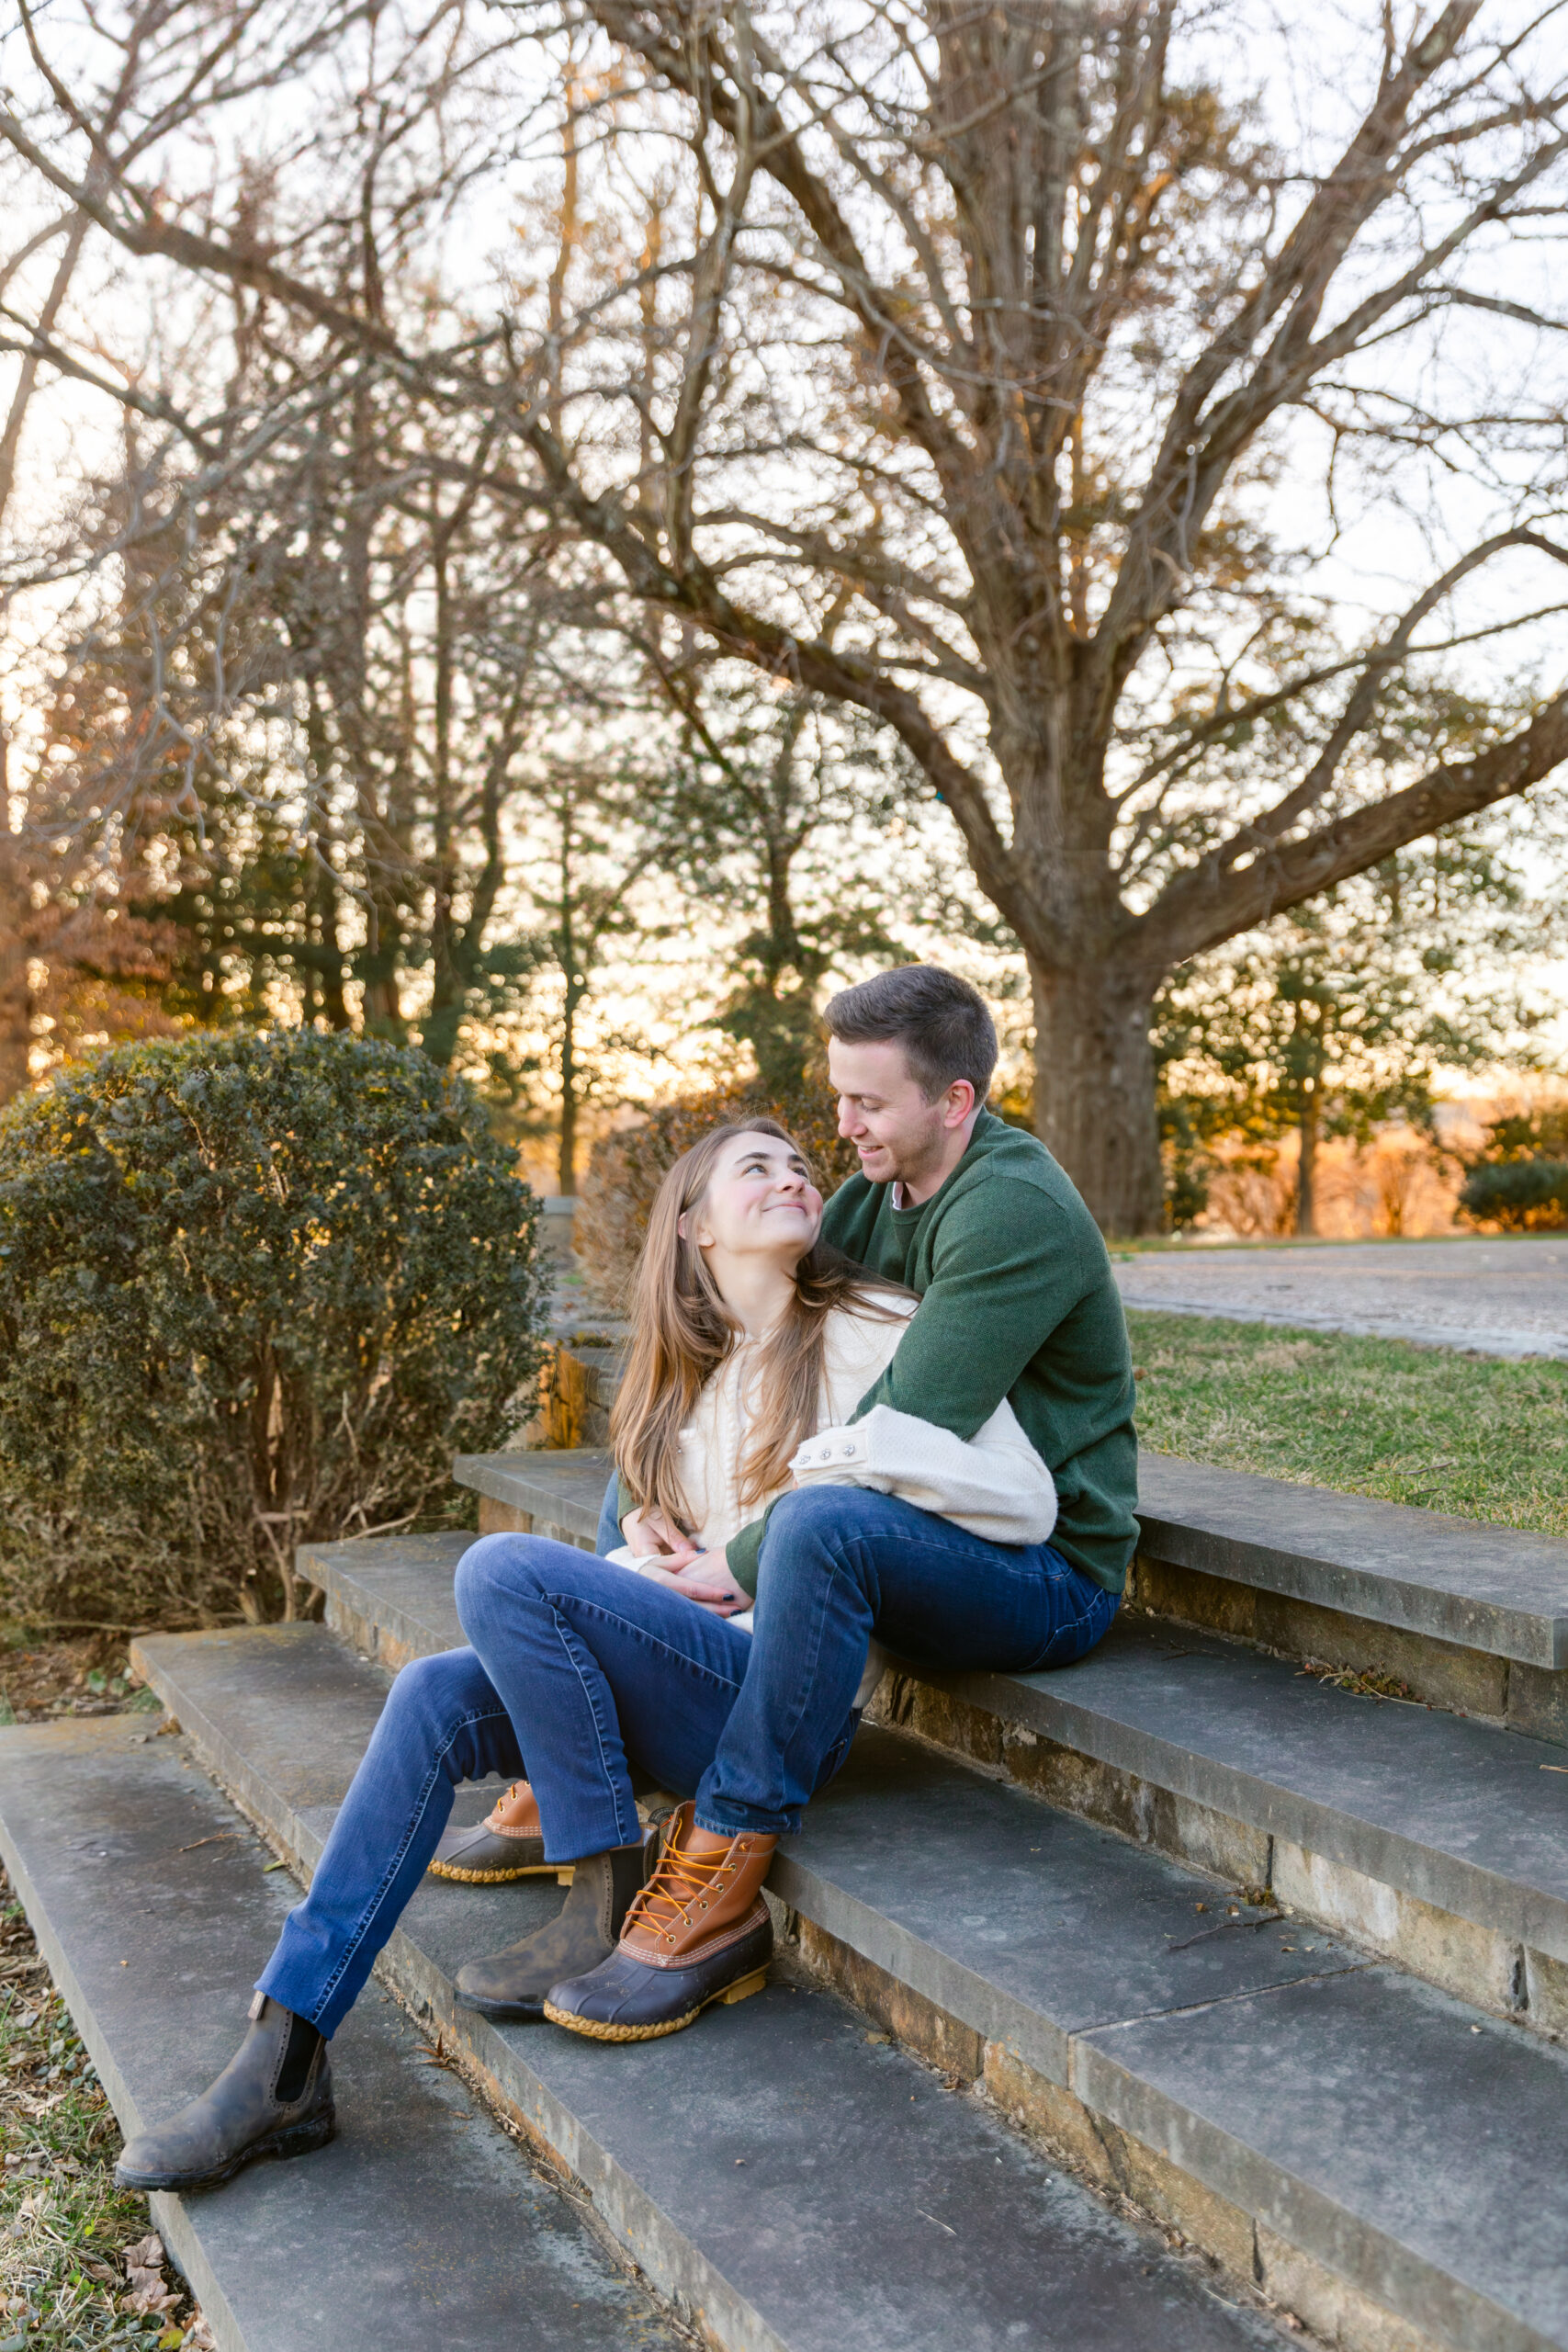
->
<box><xmin>115</xmin><ymin>1120</ymin><xmax>1086</xmax><ymax>2194</ymax></box>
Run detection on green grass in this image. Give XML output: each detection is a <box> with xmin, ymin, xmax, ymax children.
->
<box><xmin>0</xmin><ymin>1889</ymin><xmax>207</xmax><ymax>2349</ymax></box>
<box><xmin>1128</xmin><ymin>1310</ymin><xmax>1568</xmax><ymax>1537</ymax></box>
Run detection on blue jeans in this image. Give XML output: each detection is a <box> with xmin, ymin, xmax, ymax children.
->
<box><xmin>258</xmin><ymin>1484</ymin><xmax>1116</xmax><ymax>2034</ymax></box>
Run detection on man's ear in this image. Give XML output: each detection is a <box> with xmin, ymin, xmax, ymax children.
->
<box><xmin>942</xmin><ymin>1079</ymin><xmax>976</xmax><ymax>1130</ymax></box>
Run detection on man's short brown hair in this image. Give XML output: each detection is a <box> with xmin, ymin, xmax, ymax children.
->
<box><xmin>824</xmin><ymin>965</ymin><xmax>998</xmax><ymax>1104</ymax></box>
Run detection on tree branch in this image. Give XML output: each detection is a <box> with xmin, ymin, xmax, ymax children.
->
<box><xmin>1146</xmin><ymin>689</ymin><xmax>1568</xmax><ymax>966</ymax></box>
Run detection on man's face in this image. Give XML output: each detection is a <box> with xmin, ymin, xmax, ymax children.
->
<box><xmin>829</xmin><ymin>1037</ymin><xmax>950</xmax><ymax>1185</ymax></box>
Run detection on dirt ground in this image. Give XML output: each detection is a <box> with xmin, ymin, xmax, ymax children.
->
<box><xmin>0</xmin><ymin>1639</ymin><xmax>161</xmax><ymax>1731</ymax></box>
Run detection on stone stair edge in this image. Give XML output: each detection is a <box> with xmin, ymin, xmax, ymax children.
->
<box><xmin>114</xmin><ymin>1634</ymin><xmax>1300</xmax><ymax>2352</ymax></box>
<box><xmin>129</xmin><ymin>1622</ymin><xmax>1568</xmax><ymax>2352</ymax></box>
<box><xmin>449</xmin><ymin>1444</ymin><xmax>1568</xmax><ymax>1670</ymax></box>
<box><xmin>0</xmin><ymin>1726</ymin><xmax>248</xmax><ymax>2352</ymax></box>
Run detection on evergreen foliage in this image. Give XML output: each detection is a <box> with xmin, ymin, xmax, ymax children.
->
<box><xmin>0</xmin><ymin>1031</ymin><xmax>546</xmax><ymax>1632</ymax></box>
<box><xmin>1156</xmin><ymin>835</ymin><xmax>1560</xmax><ymax>1233</ymax></box>
<box><xmin>1459</xmin><ymin>1107</ymin><xmax>1568</xmax><ymax>1231</ymax></box>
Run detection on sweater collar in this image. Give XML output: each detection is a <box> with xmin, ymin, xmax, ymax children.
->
<box><xmin>887</xmin><ymin>1109</ymin><xmax>1005</xmax><ymax>1220</ymax></box>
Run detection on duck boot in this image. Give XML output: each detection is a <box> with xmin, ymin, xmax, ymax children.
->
<box><xmin>544</xmin><ymin>1804</ymin><xmax>775</xmax><ymax>2043</ymax></box>
<box><xmin>115</xmin><ymin>1995</ymin><xmax>333</xmax><ymax>2193</ymax></box>
<box><xmin>453</xmin><ymin>1837</ymin><xmax>652</xmax><ymax>2021</ymax></box>
<box><xmin>429</xmin><ymin>1779</ymin><xmax>563</xmax><ymax>1884</ymax></box>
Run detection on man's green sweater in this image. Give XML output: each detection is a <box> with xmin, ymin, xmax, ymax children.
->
<box><xmin>726</xmin><ymin>1111</ymin><xmax>1138</xmax><ymax>1597</ymax></box>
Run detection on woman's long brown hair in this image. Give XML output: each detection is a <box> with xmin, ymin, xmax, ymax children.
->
<box><xmin>610</xmin><ymin>1119</ymin><xmax>909</xmax><ymax>1537</ymax></box>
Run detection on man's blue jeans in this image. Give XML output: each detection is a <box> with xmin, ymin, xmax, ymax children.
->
<box><xmin>257</xmin><ymin>1484</ymin><xmax>1116</xmax><ymax>2034</ymax></box>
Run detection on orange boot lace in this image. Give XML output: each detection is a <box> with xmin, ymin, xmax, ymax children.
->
<box><xmin>621</xmin><ymin>1815</ymin><xmax>754</xmax><ymax>1955</ymax></box>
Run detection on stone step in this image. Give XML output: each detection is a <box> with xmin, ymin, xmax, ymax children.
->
<box><xmin>450</xmin><ymin>1444</ymin><xmax>1568</xmax><ymax>1736</ymax></box>
<box><xmin>453</xmin><ymin>1447</ymin><xmax>609</xmax><ymax>1547</ymax></box>
<box><xmin>886</xmin><ymin>1615</ymin><xmax>1568</xmax><ymax>2025</ymax></box>
<box><xmin>128</xmin><ymin>1620</ymin><xmax>1568</xmax><ymax>2352</ymax></box>
<box><xmin>1132</xmin><ymin>1455</ymin><xmax>1568</xmax><ymax>1734</ymax></box>
<box><xmin>0</xmin><ymin>1715</ymin><xmax>685</xmax><ymax>2352</ymax></box>
<box><xmin>299</xmin><ymin>1528</ymin><xmax>1568</xmax><ymax>2029</ymax></box>
<box><xmin>118</xmin><ymin>1630</ymin><xmax>1287</xmax><ymax>2352</ymax></box>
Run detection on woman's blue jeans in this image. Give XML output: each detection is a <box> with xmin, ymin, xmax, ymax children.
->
<box><xmin>257</xmin><ymin>1484</ymin><xmax>1117</xmax><ymax>2035</ymax></box>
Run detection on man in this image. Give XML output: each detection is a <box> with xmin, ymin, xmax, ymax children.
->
<box><xmin>114</xmin><ymin>966</ymin><xmax>1134</xmax><ymax>2193</ymax></box>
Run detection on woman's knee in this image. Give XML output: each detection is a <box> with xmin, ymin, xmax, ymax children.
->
<box><xmin>376</xmin><ymin>1647</ymin><xmax>491</xmax><ymax>1747</ymax></box>
<box><xmin>454</xmin><ymin>1532</ymin><xmax>552</xmax><ymax>1633</ymax></box>
<box><xmin>759</xmin><ymin>1487</ymin><xmax>880</xmax><ymax>1597</ymax></box>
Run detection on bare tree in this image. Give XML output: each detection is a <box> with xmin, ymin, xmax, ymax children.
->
<box><xmin>0</xmin><ymin>0</ymin><xmax>573</xmax><ymax>1081</ymax></box>
<box><xmin>7</xmin><ymin>2</ymin><xmax>1568</xmax><ymax>1226</ymax></box>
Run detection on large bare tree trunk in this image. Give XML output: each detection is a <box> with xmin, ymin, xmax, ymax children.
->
<box><xmin>1031</xmin><ymin>961</ymin><xmax>1164</xmax><ymax>1236</ymax></box>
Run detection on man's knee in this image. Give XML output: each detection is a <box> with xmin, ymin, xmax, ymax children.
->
<box><xmin>762</xmin><ymin>1483</ymin><xmax>882</xmax><ymax>1567</ymax></box>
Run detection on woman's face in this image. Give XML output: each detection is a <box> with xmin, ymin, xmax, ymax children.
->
<box><xmin>685</xmin><ymin>1131</ymin><xmax>823</xmax><ymax>1268</ymax></box>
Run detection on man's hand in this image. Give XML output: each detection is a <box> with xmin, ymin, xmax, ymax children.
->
<box><xmin>622</xmin><ymin>1504</ymin><xmax>698</xmax><ymax>1568</ymax></box>
<box><xmin>669</xmin><ymin>1549</ymin><xmax>752</xmax><ymax>1616</ymax></box>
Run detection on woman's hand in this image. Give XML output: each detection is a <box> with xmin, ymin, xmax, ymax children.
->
<box><xmin>622</xmin><ymin>1504</ymin><xmax>698</xmax><ymax>1568</ymax></box>
<box><xmin>669</xmin><ymin>1550</ymin><xmax>752</xmax><ymax>1615</ymax></box>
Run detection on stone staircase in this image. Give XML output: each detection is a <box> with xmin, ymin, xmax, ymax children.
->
<box><xmin>3</xmin><ymin>1443</ymin><xmax>1567</xmax><ymax>2350</ymax></box>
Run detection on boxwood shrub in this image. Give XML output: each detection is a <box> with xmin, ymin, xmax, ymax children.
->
<box><xmin>1458</xmin><ymin>1157</ymin><xmax>1568</xmax><ymax>1233</ymax></box>
<box><xmin>0</xmin><ymin>1030</ymin><xmax>546</xmax><ymax>1632</ymax></box>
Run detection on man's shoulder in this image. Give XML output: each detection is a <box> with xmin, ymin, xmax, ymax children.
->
<box><xmin>821</xmin><ymin>1171</ymin><xmax>880</xmax><ymax>1237</ymax></box>
<box><xmin>946</xmin><ymin>1118</ymin><xmax>1098</xmax><ymax>1228</ymax></box>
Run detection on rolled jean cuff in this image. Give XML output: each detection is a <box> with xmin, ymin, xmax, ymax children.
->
<box><xmin>694</xmin><ymin>1711</ymin><xmax>860</xmax><ymax>1840</ymax></box>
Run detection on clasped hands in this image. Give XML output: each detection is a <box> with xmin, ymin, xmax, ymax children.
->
<box><xmin>620</xmin><ymin>1507</ymin><xmax>751</xmax><ymax>1615</ymax></box>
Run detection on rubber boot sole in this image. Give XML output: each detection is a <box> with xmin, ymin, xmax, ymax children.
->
<box><xmin>543</xmin><ymin>1967</ymin><xmax>770</xmax><ymax>2044</ymax></box>
<box><xmin>451</xmin><ymin>1984</ymin><xmax>557</xmax><ymax>2022</ymax></box>
<box><xmin>428</xmin><ymin>1860</ymin><xmax>575</xmax><ymax>1885</ymax></box>
<box><xmin>115</xmin><ymin>2104</ymin><xmax>336</xmax><ymax>2193</ymax></box>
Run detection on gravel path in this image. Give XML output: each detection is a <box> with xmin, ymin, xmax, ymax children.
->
<box><xmin>1112</xmin><ymin>1236</ymin><xmax>1568</xmax><ymax>1360</ymax></box>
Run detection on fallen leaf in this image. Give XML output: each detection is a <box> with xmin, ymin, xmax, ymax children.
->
<box><xmin>123</xmin><ymin>2233</ymin><xmax>165</xmax><ymax>2272</ymax></box>
<box><xmin>126</xmin><ymin>2284</ymin><xmax>180</xmax><ymax>2317</ymax></box>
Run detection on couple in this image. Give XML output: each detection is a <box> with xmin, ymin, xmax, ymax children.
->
<box><xmin>117</xmin><ymin>964</ymin><xmax>1137</xmax><ymax>2192</ymax></box>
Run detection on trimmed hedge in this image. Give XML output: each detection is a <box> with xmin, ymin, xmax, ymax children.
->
<box><xmin>0</xmin><ymin>1030</ymin><xmax>547</xmax><ymax>1632</ymax></box>
<box><xmin>1458</xmin><ymin>1157</ymin><xmax>1568</xmax><ymax>1233</ymax></box>
<box><xmin>576</xmin><ymin>1081</ymin><xmax>862</xmax><ymax>1306</ymax></box>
